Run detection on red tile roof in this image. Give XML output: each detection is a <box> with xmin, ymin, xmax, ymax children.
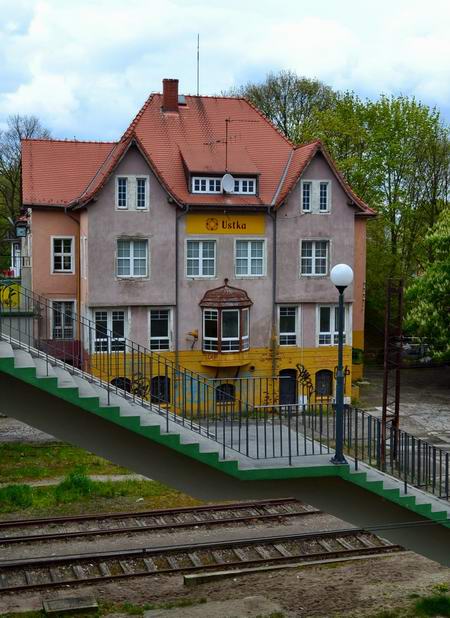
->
<box><xmin>21</xmin><ymin>93</ymin><xmax>375</xmax><ymax>216</ymax></box>
<box><xmin>21</xmin><ymin>139</ymin><xmax>116</xmax><ymax>206</ymax></box>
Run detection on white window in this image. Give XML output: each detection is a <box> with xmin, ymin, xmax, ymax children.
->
<box><xmin>136</xmin><ymin>177</ymin><xmax>148</xmax><ymax>209</ymax></box>
<box><xmin>301</xmin><ymin>182</ymin><xmax>311</xmax><ymax>212</ymax></box>
<box><xmin>52</xmin><ymin>301</ymin><xmax>75</xmax><ymax>339</ymax></box>
<box><xmin>117</xmin><ymin>239</ymin><xmax>148</xmax><ymax>278</ymax></box>
<box><xmin>279</xmin><ymin>306</ymin><xmax>298</xmax><ymax>346</ymax></box>
<box><xmin>203</xmin><ymin>309</ymin><xmax>218</xmax><ymax>351</ymax></box>
<box><xmin>117</xmin><ymin>177</ymin><xmax>128</xmax><ymax>209</ymax></box>
<box><xmin>318</xmin><ymin>305</ymin><xmax>348</xmax><ymax>346</ymax></box>
<box><xmin>150</xmin><ymin>308</ymin><xmax>172</xmax><ymax>350</ymax></box>
<box><xmin>235</xmin><ymin>240</ymin><xmax>265</xmax><ymax>276</ymax></box>
<box><xmin>192</xmin><ymin>177</ymin><xmax>222</xmax><ymax>193</ymax></box>
<box><xmin>116</xmin><ymin>176</ymin><xmax>150</xmax><ymax>210</ymax></box>
<box><xmin>202</xmin><ymin>308</ymin><xmax>250</xmax><ymax>353</ymax></box>
<box><xmin>233</xmin><ymin>178</ymin><xmax>257</xmax><ymax>194</ymax></box>
<box><xmin>94</xmin><ymin>309</ymin><xmax>126</xmax><ymax>352</ymax></box>
<box><xmin>186</xmin><ymin>240</ymin><xmax>216</xmax><ymax>277</ymax></box>
<box><xmin>52</xmin><ymin>237</ymin><xmax>74</xmax><ymax>273</ymax></box>
<box><xmin>300</xmin><ymin>240</ymin><xmax>329</xmax><ymax>276</ymax></box>
<box><xmin>319</xmin><ymin>182</ymin><xmax>330</xmax><ymax>212</ymax></box>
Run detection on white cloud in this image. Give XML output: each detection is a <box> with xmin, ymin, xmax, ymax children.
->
<box><xmin>0</xmin><ymin>0</ymin><xmax>449</xmax><ymax>139</ymax></box>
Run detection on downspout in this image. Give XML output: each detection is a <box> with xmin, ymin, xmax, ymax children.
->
<box><xmin>268</xmin><ymin>207</ymin><xmax>277</xmax><ymax>377</ymax></box>
<box><xmin>64</xmin><ymin>208</ymin><xmax>81</xmax><ymax>351</ymax></box>
<box><xmin>175</xmin><ymin>204</ymin><xmax>189</xmax><ymax>370</ymax></box>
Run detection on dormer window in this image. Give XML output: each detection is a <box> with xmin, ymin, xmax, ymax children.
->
<box><xmin>234</xmin><ymin>178</ymin><xmax>256</xmax><ymax>194</ymax></box>
<box><xmin>191</xmin><ymin>175</ymin><xmax>257</xmax><ymax>195</ymax></box>
<box><xmin>192</xmin><ymin>177</ymin><xmax>222</xmax><ymax>193</ymax></box>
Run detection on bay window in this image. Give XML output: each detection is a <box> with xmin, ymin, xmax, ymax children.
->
<box><xmin>203</xmin><ymin>307</ymin><xmax>249</xmax><ymax>352</ymax></box>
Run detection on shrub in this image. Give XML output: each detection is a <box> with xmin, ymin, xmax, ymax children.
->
<box><xmin>0</xmin><ymin>484</ymin><xmax>33</xmax><ymax>509</ymax></box>
<box><xmin>54</xmin><ymin>467</ymin><xmax>94</xmax><ymax>503</ymax></box>
<box><xmin>415</xmin><ymin>593</ymin><xmax>450</xmax><ymax>616</ymax></box>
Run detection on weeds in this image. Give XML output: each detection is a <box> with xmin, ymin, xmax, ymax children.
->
<box><xmin>0</xmin><ymin>483</ymin><xmax>32</xmax><ymax>508</ymax></box>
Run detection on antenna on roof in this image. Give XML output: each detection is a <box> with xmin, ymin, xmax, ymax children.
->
<box><xmin>196</xmin><ymin>34</ymin><xmax>200</xmax><ymax>96</ymax></box>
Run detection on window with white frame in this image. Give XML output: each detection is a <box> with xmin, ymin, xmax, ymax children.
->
<box><xmin>186</xmin><ymin>240</ymin><xmax>216</xmax><ymax>277</ymax></box>
<box><xmin>94</xmin><ymin>309</ymin><xmax>126</xmax><ymax>352</ymax></box>
<box><xmin>235</xmin><ymin>240</ymin><xmax>265</xmax><ymax>276</ymax></box>
<box><xmin>233</xmin><ymin>178</ymin><xmax>256</xmax><ymax>194</ymax></box>
<box><xmin>318</xmin><ymin>305</ymin><xmax>347</xmax><ymax>345</ymax></box>
<box><xmin>136</xmin><ymin>177</ymin><xmax>148</xmax><ymax>209</ymax></box>
<box><xmin>279</xmin><ymin>306</ymin><xmax>298</xmax><ymax>346</ymax></box>
<box><xmin>319</xmin><ymin>182</ymin><xmax>330</xmax><ymax>212</ymax></box>
<box><xmin>52</xmin><ymin>237</ymin><xmax>74</xmax><ymax>273</ymax></box>
<box><xmin>192</xmin><ymin>177</ymin><xmax>222</xmax><ymax>193</ymax></box>
<box><xmin>300</xmin><ymin>240</ymin><xmax>329</xmax><ymax>276</ymax></box>
<box><xmin>150</xmin><ymin>308</ymin><xmax>171</xmax><ymax>350</ymax></box>
<box><xmin>301</xmin><ymin>182</ymin><xmax>311</xmax><ymax>212</ymax></box>
<box><xmin>203</xmin><ymin>307</ymin><xmax>249</xmax><ymax>353</ymax></box>
<box><xmin>116</xmin><ymin>176</ymin><xmax>149</xmax><ymax>210</ymax></box>
<box><xmin>52</xmin><ymin>301</ymin><xmax>75</xmax><ymax>339</ymax></box>
<box><xmin>117</xmin><ymin>239</ymin><xmax>148</xmax><ymax>278</ymax></box>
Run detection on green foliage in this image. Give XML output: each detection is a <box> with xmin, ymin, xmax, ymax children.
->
<box><xmin>406</xmin><ymin>209</ymin><xmax>450</xmax><ymax>360</ymax></box>
<box><xmin>54</xmin><ymin>467</ymin><xmax>94</xmax><ymax>503</ymax></box>
<box><xmin>0</xmin><ymin>483</ymin><xmax>32</xmax><ymax>508</ymax></box>
<box><xmin>415</xmin><ymin>593</ymin><xmax>450</xmax><ymax>616</ymax></box>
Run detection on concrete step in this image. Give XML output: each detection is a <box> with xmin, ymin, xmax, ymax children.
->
<box><xmin>13</xmin><ymin>349</ymin><xmax>35</xmax><ymax>368</ymax></box>
<box><xmin>34</xmin><ymin>358</ymin><xmax>57</xmax><ymax>378</ymax></box>
<box><xmin>72</xmin><ymin>375</ymin><xmax>99</xmax><ymax>399</ymax></box>
<box><xmin>52</xmin><ymin>366</ymin><xmax>78</xmax><ymax>389</ymax></box>
<box><xmin>0</xmin><ymin>341</ymin><xmax>13</xmax><ymax>358</ymax></box>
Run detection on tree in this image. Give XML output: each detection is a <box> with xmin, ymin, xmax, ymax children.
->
<box><xmin>406</xmin><ymin>209</ymin><xmax>450</xmax><ymax>360</ymax></box>
<box><xmin>227</xmin><ymin>70</ymin><xmax>337</xmax><ymax>143</ymax></box>
<box><xmin>0</xmin><ymin>114</ymin><xmax>51</xmax><ymax>232</ymax></box>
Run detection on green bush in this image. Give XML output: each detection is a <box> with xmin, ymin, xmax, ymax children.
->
<box><xmin>415</xmin><ymin>593</ymin><xmax>450</xmax><ymax>616</ymax></box>
<box><xmin>0</xmin><ymin>484</ymin><xmax>33</xmax><ymax>508</ymax></box>
<box><xmin>54</xmin><ymin>467</ymin><xmax>94</xmax><ymax>503</ymax></box>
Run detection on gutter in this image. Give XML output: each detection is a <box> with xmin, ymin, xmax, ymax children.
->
<box><xmin>64</xmin><ymin>207</ymin><xmax>81</xmax><ymax>347</ymax></box>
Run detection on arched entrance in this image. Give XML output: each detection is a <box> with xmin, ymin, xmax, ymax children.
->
<box><xmin>279</xmin><ymin>369</ymin><xmax>297</xmax><ymax>405</ymax></box>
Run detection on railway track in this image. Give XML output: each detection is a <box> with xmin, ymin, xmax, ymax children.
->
<box><xmin>0</xmin><ymin>499</ymin><xmax>318</xmax><ymax>546</ymax></box>
<box><xmin>0</xmin><ymin>528</ymin><xmax>402</xmax><ymax>593</ymax></box>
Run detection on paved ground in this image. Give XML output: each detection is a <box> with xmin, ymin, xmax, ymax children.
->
<box><xmin>359</xmin><ymin>365</ymin><xmax>450</xmax><ymax>448</ymax></box>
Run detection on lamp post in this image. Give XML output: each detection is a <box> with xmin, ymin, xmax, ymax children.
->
<box><xmin>330</xmin><ymin>263</ymin><xmax>354</xmax><ymax>465</ymax></box>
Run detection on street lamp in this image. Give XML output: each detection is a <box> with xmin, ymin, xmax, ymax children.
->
<box><xmin>330</xmin><ymin>263</ymin><xmax>354</xmax><ymax>465</ymax></box>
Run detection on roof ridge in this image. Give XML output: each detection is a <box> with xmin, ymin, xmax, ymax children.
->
<box><xmin>21</xmin><ymin>138</ymin><xmax>118</xmax><ymax>145</ymax></box>
<box><xmin>121</xmin><ymin>93</ymin><xmax>155</xmax><ymax>141</ymax></box>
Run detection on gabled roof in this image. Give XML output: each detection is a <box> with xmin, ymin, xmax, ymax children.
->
<box><xmin>21</xmin><ymin>90</ymin><xmax>375</xmax><ymax>216</ymax></box>
<box><xmin>21</xmin><ymin>139</ymin><xmax>116</xmax><ymax>206</ymax></box>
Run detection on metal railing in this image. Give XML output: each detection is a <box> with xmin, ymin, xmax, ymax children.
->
<box><xmin>0</xmin><ymin>281</ymin><xmax>449</xmax><ymax>501</ymax></box>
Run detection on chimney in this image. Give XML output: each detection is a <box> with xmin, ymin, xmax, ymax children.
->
<box><xmin>162</xmin><ymin>78</ymin><xmax>179</xmax><ymax>113</ymax></box>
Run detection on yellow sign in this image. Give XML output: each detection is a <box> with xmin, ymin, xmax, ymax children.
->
<box><xmin>0</xmin><ymin>284</ymin><xmax>20</xmax><ymax>308</ymax></box>
<box><xmin>186</xmin><ymin>214</ymin><xmax>265</xmax><ymax>235</ymax></box>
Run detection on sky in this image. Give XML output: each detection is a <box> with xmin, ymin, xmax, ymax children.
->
<box><xmin>1</xmin><ymin>0</ymin><xmax>450</xmax><ymax>140</ymax></box>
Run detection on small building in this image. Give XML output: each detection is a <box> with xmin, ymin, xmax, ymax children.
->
<box><xmin>20</xmin><ymin>78</ymin><xmax>375</xmax><ymax>407</ymax></box>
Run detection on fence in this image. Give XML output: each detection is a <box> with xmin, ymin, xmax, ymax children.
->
<box><xmin>0</xmin><ymin>280</ymin><xmax>449</xmax><ymax>500</ymax></box>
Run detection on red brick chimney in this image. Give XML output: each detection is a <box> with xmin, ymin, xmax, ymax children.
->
<box><xmin>162</xmin><ymin>78</ymin><xmax>179</xmax><ymax>112</ymax></box>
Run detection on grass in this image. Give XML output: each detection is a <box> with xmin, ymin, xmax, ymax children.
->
<box><xmin>0</xmin><ymin>468</ymin><xmax>202</xmax><ymax>517</ymax></box>
<box><xmin>0</xmin><ymin>442</ymin><xmax>129</xmax><ymax>482</ymax></box>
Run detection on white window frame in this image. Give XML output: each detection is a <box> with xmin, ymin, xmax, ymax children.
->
<box><xmin>116</xmin><ymin>238</ymin><xmax>149</xmax><ymax>279</ymax></box>
<box><xmin>51</xmin><ymin>299</ymin><xmax>76</xmax><ymax>340</ymax></box>
<box><xmin>116</xmin><ymin>175</ymin><xmax>150</xmax><ymax>210</ymax></box>
<box><xmin>278</xmin><ymin>305</ymin><xmax>299</xmax><ymax>346</ymax></box>
<box><xmin>203</xmin><ymin>308</ymin><xmax>219</xmax><ymax>351</ymax></box>
<box><xmin>301</xmin><ymin>181</ymin><xmax>312</xmax><ymax>213</ymax></box>
<box><xmin>202</xmin><ymin>307</ymin><xmax>250</xmax><ymax>353</ymax></box>
<box><xmin>316</xmin><ymin>304</ymin><xmax>352</xmax><ymax>346</ymax></box>
<box><xmin>116</xmin><ymin>177</ymin><xmax>128</xmax><ymax>209</ymax></box>
<box><xmin>185</xmin><ymin>239</ymin><xmax>216</xmax><ymax>278</ymax></box>
<box><xmin>300</xmin><ymin>240</ymin><xmax>329</xmax><ymax>277</ymax></box>
<box><xmin>191</xmin><ymin>176</ymin><xmax>222</xmax><ymax>194</ymax></box>
<box><xmin>149</xmin><ymin>307</ymin><xmax>173</xmax><ymax>351</ymax></box>
<box><xmin>233</xmin><ymin>177</ymin><xmax>257</xmax><ymax>194</ymax></box>
<box><xmin>136</xmin><ymin>176</ymin><xmax>150</xmax><ymax>210</ymax></box>
<box><xmin>221</xmin><ymin>308</ymin><xmax>241</xmax><ymax>352</ymax></box>
<box><xmin>51</xmin><ymin>236</ymin><xmax>74</xmax><ymax>274</ymax></box>
<box><xmin>318</xmin><ymin>180</ymin><xmax>331</xmax><ymax>213</ymax></box>
<box><xmin>234</xmin><ymin>238</ymin><xmax>266</xmax><ymax>278</ymax></box>
<box><xmin>92</xmin><ymin>307</ymin><xmax>127</xmax><ymax>353</ymax></box>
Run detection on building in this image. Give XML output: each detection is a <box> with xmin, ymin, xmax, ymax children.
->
<box><xmin>20</xmin><ymin>78</ymin><xmax>375</xmax><ymax>408</ymax></box>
